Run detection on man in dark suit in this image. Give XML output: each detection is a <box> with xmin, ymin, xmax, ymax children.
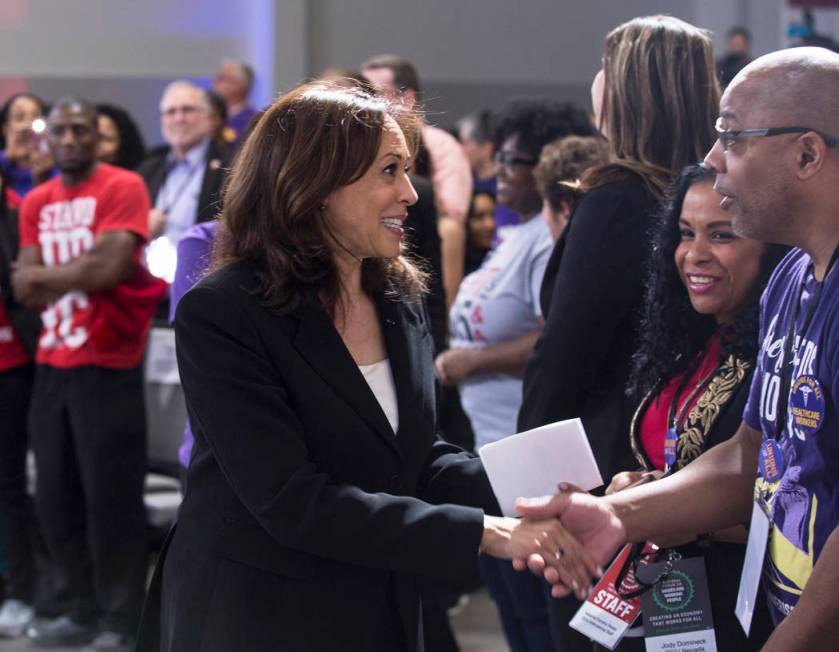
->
<box><xmin>138</xmin><ymin>81</ymin><xmax>231</xmax><ymax>279</ymax></box>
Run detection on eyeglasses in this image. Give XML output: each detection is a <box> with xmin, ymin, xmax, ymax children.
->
<box><xmin>161</xmin><ymin>105</ymin><xmax>203</xmax><ymax>118</ymax></box>
<box><xmin>715</xmin><ymin>118</ymin><xmax>839</xmax><ymax>151</ymax></box>
<box><xmin>495</xmin><ymin>151</ymin><xmax>538</xmax><ymax>168</ymax></box>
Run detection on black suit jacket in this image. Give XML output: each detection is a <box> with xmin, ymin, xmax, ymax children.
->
<box><xmin>137</xmin><ymin>260</ymin><xmax>497</xmax><ymax>652</ymax></box>
<box><xmin>137</xmin><ymin>140</ymin><xmax>232</xmax><ymax>224</ymax></box>
<box><xmin>519</xmin><ymin>178</ymin><xmax>659</xmax><ymax>482</ymax></box>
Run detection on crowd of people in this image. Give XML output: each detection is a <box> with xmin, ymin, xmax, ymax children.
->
<box><xmin>0</xmin><ymin>12</ymin><xmax>835</xmax><ymax>652</ymax></box>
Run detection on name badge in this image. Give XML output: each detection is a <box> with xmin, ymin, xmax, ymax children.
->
<box><xmin>640</xmin><ymin>556</ymin><xmax>716</xmax><ymax>652</ymax></box>
<box><xmin>570</xmin><ymin>544</ymin><xmax>644</xmax><ymax>649</ymax></box>
<box><xmin>759</xmin><ymin>440</ymin><xmax>785</xmax><ymax>483</ymax></box>
<box><xmin>789</xmin><ymin>375</ymin><xmax>825</xmax><ymax>437</ymax></box>
<box><xmin>735</xmin><ymin>501</ymin><xmax>770</xmax><ymax>635</ymax></box>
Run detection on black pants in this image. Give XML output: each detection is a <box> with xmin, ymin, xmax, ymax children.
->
<box><xmin>29</xmin><ymin>365</ymin><xmax>148</xmax><ymax>635</ymax></box>
<box><xmin>0</xmin><ymin>364</ymin><xmax>36</xmax><ymax>602</ymax></box>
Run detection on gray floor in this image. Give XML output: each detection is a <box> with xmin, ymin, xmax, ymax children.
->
<box><xmin>451</xmin><ymin>589</ymin><xmax>508</xmax><ymax>652</ymax></box>
<box><xmin>0</xmin><ymin>588</ymin><xmax>508</xmax><ymax>652</ymax></box>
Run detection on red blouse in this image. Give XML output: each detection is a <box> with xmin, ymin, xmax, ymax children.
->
<box><xmin>639</xmin><ymin>333</ymin><xmax>721</xmax><ymax>470</ymax></box>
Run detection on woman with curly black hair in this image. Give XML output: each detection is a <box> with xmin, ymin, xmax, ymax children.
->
<box><xmin>95</xmin><ymin>103</ymin><xmax>146</xmax><ymax>170</ymax></box>
<box><xmin>603</xmin><ymin>164</ymin><xmax>785</xmax><ymax>651</ymax></box>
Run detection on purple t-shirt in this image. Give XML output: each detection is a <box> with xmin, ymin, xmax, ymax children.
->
<box><xmin>0</xmin><ymin>150</ymin><xmax>58</xmax><ymax>199</ymax></box>
<box><xmin>170</xmin><ymin>220</ymin><xmax>219</xmax><ymax>467</ymax></box>
<box><xmin>744</xmin><ymin>248</ymin><xmax>839</xmax><ymax>623</ymax></box>
<box><xmin>473</xmin><ymin>175</ymin><xmax>519</xmax><ymax>235</ymax></box>
<box><xmin>226</xmin><ymin>106</ymin><xmax>258</xmax><ymax>144</ymax></box>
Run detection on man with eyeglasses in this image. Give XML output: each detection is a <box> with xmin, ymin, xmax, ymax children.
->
<box><xmin>516</xmin><ymin>47</ymin><xmax>839</xmax><ymax>652</ymax></box>
<box><xmin>138</xmin><ymin>80</ymin><xmax>231</xmax><ymax>279</ymax></box>
<box><xmin>11</xmin><ymin>97</ymin><xmax>154</xmax><ymax>651</ymax></box>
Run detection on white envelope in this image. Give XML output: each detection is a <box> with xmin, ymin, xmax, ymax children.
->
<box><xmin>479</xmin><ymin>418</ymin><xmax>604</xmax><ymax>517</ymax></box>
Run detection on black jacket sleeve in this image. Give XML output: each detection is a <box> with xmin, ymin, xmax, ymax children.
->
<box><xmin>518</xmin><ymin>181</ymin><xmax>657</xmax><ymax>475</ymax></box>
<box><xmin>175</xmin><ymin>283</ymin><xmax>486</xmax><ymax>580</ymax></box>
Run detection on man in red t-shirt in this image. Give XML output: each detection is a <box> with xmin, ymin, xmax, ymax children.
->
<box><xmin>12</xmin><ymin>98</ymin><xmax>153</xmax><ymax>651</ymax></box>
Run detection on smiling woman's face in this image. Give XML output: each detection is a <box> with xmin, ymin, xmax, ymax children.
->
<box><xmin>323</xmin><ymin>117</ymin><xmax>418</xmax><ymax>265</ymax></box>
<box><xmin>674</xmin><ymin>181</ymin><xmax>764</xmax><ymax>324</ymax></box>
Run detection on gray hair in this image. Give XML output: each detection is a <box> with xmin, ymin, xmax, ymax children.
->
<box><xmin>159</xmin><ymin>80</ymin><xmax>211</xmax><ymax>112</ymax></box>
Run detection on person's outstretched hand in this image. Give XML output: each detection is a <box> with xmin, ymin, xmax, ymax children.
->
<box><xmin>480</xmin><ymin>514</ymin><xmax>601</xmax><ymax>600</ymax></box>
<box><xmin>514</xmin><ymin>484</ymin><xmax>627</xmax><ymax>597</ymax></box>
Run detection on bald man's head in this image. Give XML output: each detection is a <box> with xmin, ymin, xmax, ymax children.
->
<box><xmin>725</xmin><ymin>47</ymin><xmax>839</xmax><ymax>139</ymax></box>
<box><xmin>705</xmin><ymin>47</ymin><xmax>839</xmax><ymax>250</ymax></box>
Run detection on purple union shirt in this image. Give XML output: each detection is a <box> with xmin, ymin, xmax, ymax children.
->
<box><xmin>744</xmin><ymin>248</ymin><xmax>839</xmax><ymax>623</ymax></box>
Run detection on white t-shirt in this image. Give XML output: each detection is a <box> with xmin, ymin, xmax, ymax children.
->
<box><xmin>359</xmin><ymin>358</ymin><xmax>399</xmax><ymax>434</ymax></box>
<box><xmin>449</xmin><ymin>215</ymin><xmax>553</xmax><ymax>450</ymax></box>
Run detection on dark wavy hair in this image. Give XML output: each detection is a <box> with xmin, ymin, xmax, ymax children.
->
<box><xmin>627</xmin><ymin>164</ymin><xmax>788</xmax><ymax>400</ymax></box>
<box><xmin>214</xmin><ymin>81</ymin><xmax>426</xmax><ymax>318</ymax></box>
<box><xmin>0</xmin><ymin>93</ymin><xmax>48</xmax><ymax>149</ymax></box>
<box><xmin>95</xmin><ymin>103</ymin><xmax>146</xmax><ymax>170</ymax></box>
<box><xmin>492</xmin><ymin>98</ymin><xmax>595</xmax><ymax>159</ymax></box>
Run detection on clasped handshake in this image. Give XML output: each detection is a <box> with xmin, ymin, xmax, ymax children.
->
<box><xmin>478</xmin><ymin>484</ymin><xmax>628</xmax><ymax>601</ymax></box>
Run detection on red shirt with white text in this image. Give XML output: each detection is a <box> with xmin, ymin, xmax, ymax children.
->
<box><xmin>19</xmin><ymin>163</ymin><xmax>150</xmax><ymax>369</ymax></box>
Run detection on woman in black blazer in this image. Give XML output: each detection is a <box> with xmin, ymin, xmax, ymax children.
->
<box><xmin>136</xmin><ymin>82</ymin><xmax>598</xmax><ymax>652</ymax></box>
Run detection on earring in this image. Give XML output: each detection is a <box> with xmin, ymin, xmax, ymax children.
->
<box><xmin>319</xmin><ymin>203</ymin><xmax>327</xmax><ymax>212</ymax></box>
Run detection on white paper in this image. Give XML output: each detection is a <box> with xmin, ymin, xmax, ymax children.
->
<box><xmin>735</xmin><ymin>501</ymin><xmax>770</xmax><ymax>636</ymax></box>
<box><xmin>479</xmin><ymin>418</ymin><xmax>604</xmax><ymax>517</ymax></box>
<box><xmin>144</xmin><ymin>327</ymin><xmax>180</xmax><ymax>385</ymax></box>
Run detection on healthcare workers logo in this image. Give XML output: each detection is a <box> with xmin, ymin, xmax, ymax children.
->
<box><xmin>789</xmin><ymin>375</ymin><xmax>825</xmax><ymax>438</ymax></box>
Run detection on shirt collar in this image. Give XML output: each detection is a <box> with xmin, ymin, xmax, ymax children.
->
<box><xmin>167</xmin><ymin>137</ymin><xmax>211</xmax><ymax>169</ymax></box>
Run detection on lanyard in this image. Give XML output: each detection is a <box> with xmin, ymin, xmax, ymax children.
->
<box><xmin>663</xmin><ymin>339</ymin><xmax>719</xmax><ymax>472</ymax></box>
<box><xmin>615</xmin><ymin>543</ymin><xmax>681</xmax><ymax>599</ymax></box>
<box><xmin>774</xmin><ymin>245</ymin><xmax>839</xmax><ymax>441</ymax></box>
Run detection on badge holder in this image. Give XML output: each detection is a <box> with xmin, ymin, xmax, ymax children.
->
<box><xmin>569</xmin><ymin>543</ymin><xmax>650</xmax><ymax>650</ymax></box>
<box><xmin>735</xmin><ymin>442</ymin><xmax>779</xmax><ymax>636</ymax></box>
<box><xmin>639</xmin><ymin>556</ymin><xmax>717</xmax><ymax>652</ymax></box>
